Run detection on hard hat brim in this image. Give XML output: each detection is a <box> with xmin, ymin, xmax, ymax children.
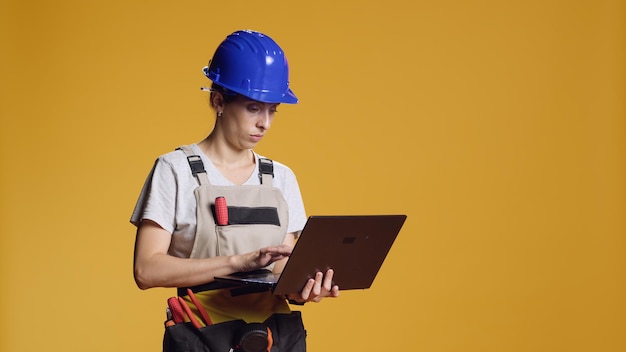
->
<box><xmin>202</xmin><ymin>66</ymin><xmax>299</xmax><ymax>104</ymax></box>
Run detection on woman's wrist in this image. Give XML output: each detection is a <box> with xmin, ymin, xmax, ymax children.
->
<box><xmin>228</xmin><ymin>253</ymin><xmax>247</xmax><ymax>273</ymax></box>
<box><xmin>284</xmin><ymin>294</ymin><xmax>306</xmax><ymax>305</ymax></box>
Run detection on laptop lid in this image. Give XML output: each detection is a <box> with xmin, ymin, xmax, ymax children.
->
<box><xmin>214</xmin><ymin>214</ymin><xmax>407</xmax><ymax>295</ymax></box>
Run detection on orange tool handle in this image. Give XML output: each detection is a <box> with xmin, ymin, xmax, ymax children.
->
<box><xmin>186</xmin><ymin>288</ymin><xmax>213</xmax><ymax>326</ymax></box>
<box><xmin>177</xmin><ymin>297</ymin><xmax>203</xmax><ymax>329</ymax></box>
<box><xmin>167</xmin><ymin>297</ymin><xmax>185</xmax><ymax>324</ymax></box>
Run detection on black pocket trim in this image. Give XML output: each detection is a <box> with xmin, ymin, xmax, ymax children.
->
<box><xmin>225</xmin><ymin>206</ymin><xmax>281</xmax><ymax>226</ymax></box>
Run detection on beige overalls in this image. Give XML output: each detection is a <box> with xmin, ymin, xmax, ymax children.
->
<box><xmin>176</xmin><ymin>145</ymin><xmax>292</xmax><ymax>324</ymax></box>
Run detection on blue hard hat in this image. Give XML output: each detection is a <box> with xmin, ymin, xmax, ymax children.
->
<box><xmin>203</xmin><ymin>30</ymin><xmax>298</xmax><ymax>104</ymax></box>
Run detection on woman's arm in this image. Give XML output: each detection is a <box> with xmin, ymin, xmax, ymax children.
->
<box><xmin>133</xmin><ymin>219</ymin><xmax>292</xmax><ymax>290</ymax></box>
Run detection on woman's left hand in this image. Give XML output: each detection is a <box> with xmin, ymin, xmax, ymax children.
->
<box><xmin>289</xmin><ymin>269</ymin><xmax>340</xmax><ymax>303</ymax></box>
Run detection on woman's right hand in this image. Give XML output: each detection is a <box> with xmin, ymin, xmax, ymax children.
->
<box><xmin>237</xmin><ymin>244</ymin><xmax>293</xmax><ymax>272</ymax></box>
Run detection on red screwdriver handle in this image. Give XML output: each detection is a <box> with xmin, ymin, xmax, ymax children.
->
<box><xmin>215</xmin><ymin>196</ymin><xmax>228</xmax><ymax>225</ymax></box>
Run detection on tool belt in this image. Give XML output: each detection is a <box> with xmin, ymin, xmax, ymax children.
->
<box><xmin>163</xmin><ymin>311</ymin><xmax>306</xmax><ymax>352</ymax></box>
<box><xmin>164</xmin><ymin>289</ymin><xmax>306</xmax><ymax>352</ymax></box>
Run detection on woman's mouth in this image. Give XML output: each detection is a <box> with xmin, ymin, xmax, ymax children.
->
<box><xmin>250</xmin><ymin>134</ymin><xmax>263</xmax><ymax>142</ymax></box>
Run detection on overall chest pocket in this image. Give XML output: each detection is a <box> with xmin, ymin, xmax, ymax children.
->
<box><xmin>190</xmin><ymin>182</ymin><xmax>289</xmax><ymax>261</ymax></box>
<box><xmin>214</xmin><ymin>205</ymin><xmax>284</xmax><ymax>256</ymax></box>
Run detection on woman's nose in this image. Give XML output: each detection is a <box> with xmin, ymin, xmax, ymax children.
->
<box><xmin>257</xmin><ymin>112</ymin><xmax>272</xmax><ymax>130</ymax></box>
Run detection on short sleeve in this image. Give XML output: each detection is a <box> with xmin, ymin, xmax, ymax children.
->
<box><xmin>130</xmin><ymin>157</ymin><xmax>178</xmax><ymax>234</ymax></box>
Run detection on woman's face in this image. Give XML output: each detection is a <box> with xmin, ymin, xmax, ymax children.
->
<box><xmin>219</xmin><ymin>95</ymin><xmax>279</xmax><ymax>150</ymax></box>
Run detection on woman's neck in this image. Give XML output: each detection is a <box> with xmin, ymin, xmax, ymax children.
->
<box><xmin>198</xmin><ymin>134</ymin><xmax>255</xmax><ymax>171</ymax></box>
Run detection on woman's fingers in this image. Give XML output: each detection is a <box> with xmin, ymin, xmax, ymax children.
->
<box><xmin>322</xmin><ymin>269</ymin><xmax>334</xmax><ymax>291</ymax></box>
<box><xmin>298</xmin><ymin>269</ymin><xmax>340</xmax><ymax>302</ymax></box>
<box><xmin>300</xmin><ymin>277</ymin><xmax>315</xmax><ymax>301</ymax></box>
<box><xmin>255</xmin><ymin>244</ymin><xmax>293</xmax><ymax>267</ymax></box>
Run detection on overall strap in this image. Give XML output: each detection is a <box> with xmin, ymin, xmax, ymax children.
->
<box><xmin>258</xmin><ymin>158</ymin><xmax>274</xmax><ymax>186</ymax></box>
<box><xmin>176</xmin><ymin>145</ymin><xmax>210</xmax><ymax>186</ymax></box>
<box><xmin>178</xmin><ymin>145</ymin><xmax>274</xmax><ymax>187</ymax></box>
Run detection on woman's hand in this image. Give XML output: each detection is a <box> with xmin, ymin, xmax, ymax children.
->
<box><xmin>287</xmin><ymin>269</ymin><xmax>340</xmax><ymax>304</ymax></box>
<box><xmin>237</xmin><ymin>244</ymin><xmax>293</xmax><ymax>272</ymax></box>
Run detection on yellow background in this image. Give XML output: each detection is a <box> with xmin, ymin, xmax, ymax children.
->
<box><xmin>1</xmin><ymin>0</ymin><xmax>624</xmax><ymax>351</ymax></box>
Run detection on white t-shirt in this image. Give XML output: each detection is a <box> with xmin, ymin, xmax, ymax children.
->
<box><xmin>130</xmin><ymin>144</ymin><xmax>307</xmax><ymax>258</ymax></box>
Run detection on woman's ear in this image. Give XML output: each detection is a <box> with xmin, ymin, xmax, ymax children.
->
<box><xmin>211</xmin><ymin>91</ymin><xmax>225</xmax><ymax>111</ymax></box>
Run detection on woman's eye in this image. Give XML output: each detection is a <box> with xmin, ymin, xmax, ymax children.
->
<box><xmin>246</xmin><ymin>103</ymin><xmax>277</xmax><ymax>113</ymax></box>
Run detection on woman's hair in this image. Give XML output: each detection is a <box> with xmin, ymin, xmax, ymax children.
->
<box><xmin>210</xmin><ymin>83</ymin><xmax>238</xmax><ymax>104</ymax></box>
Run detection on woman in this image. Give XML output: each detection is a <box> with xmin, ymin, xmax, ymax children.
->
<box><xmin>131</xmin><ymin>30</ymin><xmax>339</xmax><ymax>351</ymax></box>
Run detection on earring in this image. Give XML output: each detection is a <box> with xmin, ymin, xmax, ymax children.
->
<box><xmin>217</xmin><ymin>111</ymin><xmax>223</xmax><ymax>117</ymax></box>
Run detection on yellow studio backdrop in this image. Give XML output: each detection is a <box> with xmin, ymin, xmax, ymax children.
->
<box><xmin>1</xmin><ymin>0</ymin><xmax>624</xmax><ymax>351</ymax></box>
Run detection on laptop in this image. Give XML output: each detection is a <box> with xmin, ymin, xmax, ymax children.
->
<box><xmin>214</xmin><ymin>214</ymin><xmax>407</xmax><ymax>295</ymax></box>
